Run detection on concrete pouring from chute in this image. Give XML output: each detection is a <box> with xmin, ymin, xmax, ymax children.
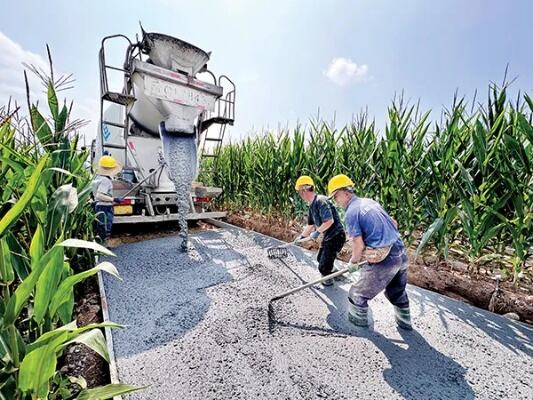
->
<box><xmin>92</xmin><ymin>25</ymin><xmax>235</xmax><ymax>250</ymax></box>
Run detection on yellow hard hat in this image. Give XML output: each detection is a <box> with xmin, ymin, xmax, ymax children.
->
<box><xmin>295</xmin><ymin>175</ymin><xmax>314</xmax><ymax>191</ymax></box>
<box><xmin>97</xmin><ymin>155</ymin><xmax>122</xmax><ymax>177</ymax></box>
<box><xmin>99</xmin><ymin>155</ymin><xmax>119</xmax><ymax>168</ymax></box>
<box><xmin>328</xmin><ymin>174</ymin><xmax>354</xmax><ymax>197</ymax></box>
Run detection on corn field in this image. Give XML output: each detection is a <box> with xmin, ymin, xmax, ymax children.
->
<box><xmin>202</xmin><ymin>84</ymin><xmax>533</xmax><ymax>282</ymax></box>
<box><xmin>0</xmin><ymin>56</ymin><xmax>139</xmax><ymax>399</ymax></box>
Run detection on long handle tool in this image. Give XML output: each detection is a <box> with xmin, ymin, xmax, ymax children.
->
<box><xmin>266</xmin><ymin>236</ymin><xmax>313</xmax><ymax>259</ymax></box>
<box><xmin>267</xmin><ymin>260</ymin><xmax>368</xmax><ymax>325</ymax></box>
<box><xmin>270</xmin><ymin>261</ymin><xmax>366</xmax><ymax>302</ymax></box>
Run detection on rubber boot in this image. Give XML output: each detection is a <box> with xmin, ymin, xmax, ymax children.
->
<box><xmin>348</xmin><ymin>302</ymin><xmax>368</xmax><ymax>327</ymax></box>
<box><xmin>394</xmin><ymin>305</ymin><xmax>412</xmax><ymax>330</ymax></box>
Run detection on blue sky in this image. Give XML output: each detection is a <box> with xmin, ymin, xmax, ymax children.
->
<box><xmin>1</xmin><ymin>0</ymin><xmax>532</xmax><ymax>142</ymax></box>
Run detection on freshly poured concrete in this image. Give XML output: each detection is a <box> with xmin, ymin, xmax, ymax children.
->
<box><xmin>103</xmin><ymin>225</ymin><xmax>533</xmax><ymax>399</ymax></box>
<box><xmin>160</xmin><ymin>132</ymin><xmax>197</xmax><ymax>250</ymax></box>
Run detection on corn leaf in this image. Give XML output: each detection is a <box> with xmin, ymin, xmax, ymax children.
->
<box><xmin>59</xmin><ymin>239</ymin><xmax>115</xmax><ymax>256</ymax></box>
<box><xmin>29</xmin><ymin>224</ymin><xmax>44</xmax><ymax>270</ymax></box>
<box><xmin>62</xmin><ymin>329</ymin><xmax>109</xmax><ymax>363</ymax></box>
<box><xmin>3</xmin><ymin>245</ymin><xmax>61</xmax><ymax>325</ymax></box>
<box><xmin>415</xmin><ymin>218</ymin><xmax>443</xmax><ymax>257</ymax></box>
<box><xmin>0</xmin><ymin>237</ymin><xmax>14</xmax><ymax>284</ymax></box>
<box><xmin>56</xmin><ymin>104</ymin><xmax>69</xmax><ymax>133</ymax></box>
<box><xmin>33</xmin><ymin>245</ymin><xmax>64</xmax><ymax>324</ymax></box>
<box><xmin>49</xmin><ymin>262</ymin><xmax>120</xmax><ymax>318</ymax></box>
<box><xmin>0</xmin><ymin>154</ymin><xmax>48</xmax><ymax>238</ymax></box>
<box><xmin>18</xmin><ymin>331</ymin><xmax>69</xmax><ymax>398</ymax></box>
<box><xmin>77</xmin><ymin>384</ymin><xmax>144</xmax><ymax>400</ymax></box>
<box><xmin>47</xmin><ymin>82</ymin><xmax>59</xmax><ymax>121</ymax></box>
<box><xmin>31</xmin><ymin>106</ymin><xmax>53</xmax><ymax>147</ymax></box>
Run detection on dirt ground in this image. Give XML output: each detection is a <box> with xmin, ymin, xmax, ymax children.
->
<box><xmin>59</xmin><ymin>277</ymin><xmax>110</xmax><ymax>389</ymax></box>
<box><xmin>225</xmin><ymin>210</ymin><xmax>533</xmax><ymax>324</ymax></box>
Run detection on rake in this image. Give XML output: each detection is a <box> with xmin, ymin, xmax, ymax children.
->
<box><xmin>266</xmin><ymin>236</ymin><xmax>312</xmax><ymax>259</ymax></box>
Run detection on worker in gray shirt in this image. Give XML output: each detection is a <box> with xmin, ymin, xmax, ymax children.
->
<box><xmin>92</xmin><ymin>155</ymin><xmax>123</xmax><ymax>243</ymax></box>
<box><xmin>295</xmin><ymin>176</ymin><xmax>346</xmax><ymax>286</ymax></box>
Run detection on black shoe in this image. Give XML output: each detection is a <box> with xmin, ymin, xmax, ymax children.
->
<box><xmin>334</xmin><ymin>274</ymin><xmax>349</xmax><ymax>282</ymax></box>
<box><xmin>321</xmin><ymin>278</ymin><xmax>334</xmax><ymax>287</ymax></box>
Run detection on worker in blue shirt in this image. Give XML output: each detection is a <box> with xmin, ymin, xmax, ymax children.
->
<box><xmin>328</xmin><ymin>174</ymin><xmax>412</xmax><ymax>330</ymax></box>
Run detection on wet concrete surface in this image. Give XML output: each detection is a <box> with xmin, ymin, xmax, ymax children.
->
<box><xmin>103</xmin><ymin>225</ymin><xmax>533</xmax><ymax>399</ymax></box>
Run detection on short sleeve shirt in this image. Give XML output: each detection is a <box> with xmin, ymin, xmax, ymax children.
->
<box><xmin>345</xmin><ymin>196</ymin><xmax>402</xmax><ymax>248</ymax></box>
<box><xmin>307</xmin><ymin>195</ymin><xmax>344</xmax><ymax>241</ymax></box>
<box><xmin>92</xmin><ymin>175</ymin><xmax>113</xmax><ymax>205</ymax></box>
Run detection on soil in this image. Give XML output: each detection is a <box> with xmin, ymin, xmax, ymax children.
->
<box><xmin>59</xmin><ymin>277</ymin><xmax>110</xmax><ymax>389</ymax></box>
<box><xmin>226</xmin><ymin>210</ymin><xmax>533</xmax><ymax>324</ymax></box>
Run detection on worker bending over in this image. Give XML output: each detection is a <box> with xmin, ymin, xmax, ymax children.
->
<box><xmin>328</xmin><ymin>174</ymin><xmax>412</xmax><ymax>330</ymax></box>
<box><xmin>295</xmin><ymin>176</ymin><xmax>346</xmax><ymax>286</ymax></box>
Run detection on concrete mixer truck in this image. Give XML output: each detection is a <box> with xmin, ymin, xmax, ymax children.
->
<box><xmin>91</xmin><ymin>26</ymin><xmax>235</xmax><ymax>250</ymax></box>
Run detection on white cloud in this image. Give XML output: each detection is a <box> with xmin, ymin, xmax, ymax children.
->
<box><xmin>0</xmin><ymin>31</ymin><xmax>98</xmax><ymax>142</ymax></box>
<box><xmin>0</xmin><ymin>31</ymin><xmax>49</xmax><ymax>110</ymax></box>
<box><xmin>324</xmin><ymin>57</ymin><xmax>369</xmax><ymax>86</ymax></box>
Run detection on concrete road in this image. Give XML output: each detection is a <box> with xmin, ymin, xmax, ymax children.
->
<box><xmin>103</xmin><ymin>224</ymin><xmax>533</xmax><ymax>399</ymax></box>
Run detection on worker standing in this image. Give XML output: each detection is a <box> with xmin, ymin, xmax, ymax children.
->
<box><xmin>327</xmin><ymin>174</ymin><xmax>412</xmax><ymax>330</ymax></box>
<box><xmin>92</xmin><ymin>155</ymin><xmax>123</xmax><ymax>244</ymax></box>
<box><xmin>295</xmin><ymin>176</ymin><xmax>346</xmax><ymax>286</ymax></box>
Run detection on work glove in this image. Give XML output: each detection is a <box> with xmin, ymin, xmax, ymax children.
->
<box><xmin>113</xmin><ymin>197</ymin><xmax>124</xmax><ymax>204</ymax></box>
<box><xmin>348</xmin><ymin>261</ymin><xmax>362</xmax><ymax>273</ymax></box>
<box><xmin>310</xmin><ymin>230</ymin><xmax>320</xmax><ymax>240</ymax></box>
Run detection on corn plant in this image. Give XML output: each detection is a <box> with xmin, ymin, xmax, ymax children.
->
<box><xmin>0</xmin><ymin>52</ymin><xmax>140</xmax><ymax>399</ymax></box>
<box><xmin>204</xmin><ymin>83</ymin><xmax>532</xmax><ymax>282</ymax></box>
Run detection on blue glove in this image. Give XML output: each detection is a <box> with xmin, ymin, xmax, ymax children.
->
<box><xmin>113</xmin><ymin>197</ymin><xmax>124</xmax><ymax>203</ymax></box>
<box><xmin>310</xmin><ymin>230</ymin><xmax>320</xmax><ymax>240</ymax></box>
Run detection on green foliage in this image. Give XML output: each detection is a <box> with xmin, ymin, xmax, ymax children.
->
<box><xmin>203</xmin><ymin>84</ymin><xmax>532</xmax><ymax>281</ymax></box>
<box><xmin>0</xmin><ymin>56</ymin><xmax>138</xmax><ymax>399</ymax></box>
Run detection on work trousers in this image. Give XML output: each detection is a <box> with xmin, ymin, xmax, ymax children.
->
<box><xmin>94</xmin><ymin>204</ymin><xmax>114</xmax><ymax>242</ymax></box>
<box><xmin>317</xmin><ymin>231</ymin><xmax>346</xmax><ymax>276</ymax></box>
<box><xmin>348</xmin><ymin>243</ymin><xmax>409</xmax><ymax>309</ymax></box>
